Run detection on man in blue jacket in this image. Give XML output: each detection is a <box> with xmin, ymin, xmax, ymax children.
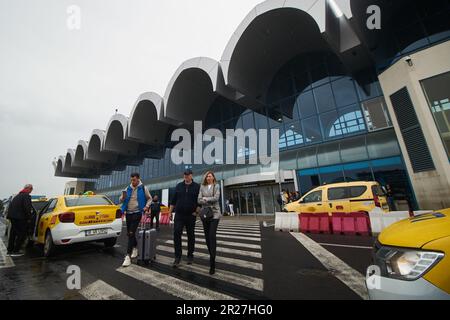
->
<box><xmin>119</xmin><ymin>173</ymin><xmax>152</xmax><ymax>267</ymax></box>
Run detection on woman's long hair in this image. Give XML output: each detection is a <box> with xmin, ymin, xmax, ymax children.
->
<box><xmin>202</xmin><ymin>171</ymin><xmax>217</xmax><ymax>186</ymax></box>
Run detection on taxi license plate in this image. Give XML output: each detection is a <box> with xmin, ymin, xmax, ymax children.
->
<box><xmin>85</xmin><ymin>229</ymin><xmax>108</xmax><ymax>237</ymax></box>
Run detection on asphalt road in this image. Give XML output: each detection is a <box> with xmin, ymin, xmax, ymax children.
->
<box><xmin>0</xmin><ymin>217</ymin><xmax>376</xmax><ymax>300</ymax></box>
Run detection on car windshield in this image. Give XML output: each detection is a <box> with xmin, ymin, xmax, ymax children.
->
<box><xmin>65</xmin><ymin>196</ymin><xmax>113</xmax><ymax>208</ymax></box>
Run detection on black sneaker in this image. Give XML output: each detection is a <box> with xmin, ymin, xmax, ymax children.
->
<box><xmin>172</xmin><ymin>258</ymin><xmax>181</xmax><ymax>268</ymax></box>
<box><xmin>187</xmin><ymin>256</ymin><xmax>194</xmax><ymax>265</ymax></box>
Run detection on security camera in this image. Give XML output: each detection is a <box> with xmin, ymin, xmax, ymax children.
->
<box><xmin>404</xmin><ymin>55</ymin><xmax>413</xmax><ymax>67</ymax></box>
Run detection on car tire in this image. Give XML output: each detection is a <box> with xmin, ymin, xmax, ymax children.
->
<box><xmin>43</xmin><ymin>230</ymin><xmax>55</xmax><ymax>258</ymax></box>
<box><xmin>104</xmin><ymin>238</ymin><xmax>117</xmax><ymax>248</ymax></box>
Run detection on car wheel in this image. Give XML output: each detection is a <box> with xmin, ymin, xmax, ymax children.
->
<box><xmin>104</xmin><ymin>238</ymin><xmax>117</xmax><ymax>248</ymax></box>
<box><xmin>43</xmin><ymin>231</ymin><xmax>55</xmax><ymax>258</ymax></box>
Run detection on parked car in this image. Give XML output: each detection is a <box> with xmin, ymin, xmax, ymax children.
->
<box><xmin>367</xmin><ymin>208</ymin><xmax>450</xmax><ymax>300</ymax></box>
<box><xmin>284</xmin><ymin>181</ymin><xmax>389</xmax><ymax>214</ymax></box>
<box><xmin>29</xmin><ymin>194</ymin><xmax>123</xmax><ymax>257</ymax></box>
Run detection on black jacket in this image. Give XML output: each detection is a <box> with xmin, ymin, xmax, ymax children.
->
<box><xmin>7</xmin><ymin>192</ymin><xmax>32</xmax><ymax>220</ymax></box>
<box><xmin>150</xmin><ymin>201</ymin><xmax>161</xmax><ymax>215</ymax></box>
<box><xmin>170</xmin><ymin>182</ymin><xmax>200</xmax><ymax>216</ymax></box>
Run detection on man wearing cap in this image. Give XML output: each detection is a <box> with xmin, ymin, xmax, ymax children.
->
<box><xmin>169</xmin><ymin>169</ymin><xmax>200</xmax><ymax>267</ymax></box>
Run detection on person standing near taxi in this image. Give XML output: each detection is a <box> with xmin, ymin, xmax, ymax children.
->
<box><xmin>120</xmin><ymin>173</ymin><xmax>152</xmax><ymax>267</ymax></box>
<box><xmin>6</xmin><ymin>184</ymin><xmax>33</xmax><ymax>257</ymax></box>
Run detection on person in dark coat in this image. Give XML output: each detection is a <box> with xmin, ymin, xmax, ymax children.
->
<box><xmin>149</xmin><ymin>195</ymin><xmax>161</xmax><ymax>231</ymax></box>
<box><xmin>169</xmin><ymin>169</ymin><xmax>200</xmax><ymax>267</ymax></box>
<box><xmin>7</xmin><ymin>184</ymin><xmax>33</xmax><ymax>257</ymax></box>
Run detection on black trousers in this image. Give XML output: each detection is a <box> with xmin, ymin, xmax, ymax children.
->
<box><xmin>173</xmin><ymin>214</ymin><xmax>196</xmax><ymax>259</ymax></box>
<box><xmin>150</xmin><ymin>212</ymin><xmax>160</xmax><ymax>230</ymax></box>
<box><xmin>7</xmin><ymin>218</ymin><xmax>27</xmax><ymax>253</ymax></box>
<box><xmin>202</xmin><ymin>218</ymin><xmax>219</xmax><ymax>263</ymax></box>
<box><xmin>126</xmin><ymin>213</ymin><xmax>142</xmax><ymax>255</ymax></box>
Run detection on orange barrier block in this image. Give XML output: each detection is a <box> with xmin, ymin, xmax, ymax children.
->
<box><xmin>300</xmin><ymin>213</ymin><xmax>331</xmax><ymax>234</ymax></box>
<box><xmin>331</xmin><ymin>212</ymin><xmax>371</xmax><ymax>236</ymax></box>
<box><xmin>160</xmin><ymin>213</ymin><xmax>171</xmax><ymax>226</ymax></box>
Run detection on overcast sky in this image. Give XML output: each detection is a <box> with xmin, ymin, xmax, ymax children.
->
<box><xmin>0</xmin><ymin>0</ymin><xmax>264</xmax><ymax>199</ymax></box>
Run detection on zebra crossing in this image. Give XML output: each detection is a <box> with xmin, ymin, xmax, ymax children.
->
<box><xmin>0</xmin><ymin>238</ymin><xmax>14</xmax><ymax>269</ymax></box>
<box><xmin>78</xmin><ymin>219</ymin><xmax>264</xmax><ymax>300</ymax></box>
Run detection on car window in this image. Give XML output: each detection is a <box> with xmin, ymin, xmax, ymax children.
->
<box><xmin>349</xmin><ymin>186</ymin><xmax>368</xmax><ymax>198</ymax></box>
<box><xmin>328</xmin><ymin>188</ymin><xmax>348</xmax><ymax>201</ymax></box>
<box><xmin>372</xmin><ymin>185</ymin><xmax>385</xmax><ymax>197</ymax></box>
<box><xmin>32</xmin><ymin>201</ymin><xmax>49</xmax><ymax>213</ymax></box>
<box><xmin>303</xmin><ymin>191</ymin><xmax>322</xmax><ymax>203</ymax></box>
<box><xmin>45</xmin><ymin>199</ymin><xmax>58</xmax><ymax>213</ymax></box>
<box><xmin>65</xmin><ymin>196</ymin><xmax>113</xmax><ymax>208</ymax></box>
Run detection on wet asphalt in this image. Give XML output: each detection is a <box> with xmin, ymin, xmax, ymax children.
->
<box><xmin>0</xmin><ymin>218</ymin><xmax>375</xmax><ymax>300</ymax></box>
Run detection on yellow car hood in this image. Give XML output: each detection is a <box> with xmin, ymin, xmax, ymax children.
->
<box><xmin>379</xmin><ymin>209</ymin><xmax>450</xmax><ymax>249</ymax></box>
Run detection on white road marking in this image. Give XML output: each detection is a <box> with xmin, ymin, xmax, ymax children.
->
<box><xmin>290</xmin><ymin>233</ymin><xmax>369</xmax><ymax>300</ymax></box>
<box><xmin>0</xmin><ymin>238</ymin><xmax>15</xmax><ymax>269</ymax></box>
<box><xmin>181</xmin><ymin>236</ymin><xmax>262</xmax><ymax>250</ymax></box>
<box><xmin>194</xmin><ymin>229</ymin><xmax>261</xmax><ymax>237</ymax></box>
<box><xmin>155</xmin><ymin>255</ymin><xmax>264</xmax><ymax>292</ymax></box>
<box><xmin>79</xmin><ymin>280</ymin><xmax>134</xmax><ymax>300</ymax></box>
<box><xmin>190</xmin><ymin>232</ymin><xmax>261</xmax><ymax>242</ymax></box>
<box><xmin>318</xmin><ymin>243</ymin><xmax>373</xmax><ymax>250</ymax></box>
<box><xmin>196</xmin><ymin>221</ymin><xmax>260</xmax><ymax>228</ymax></box>
<box><xmin>195</xmin><ymin>227</ymin><xmax>261</xmax><ymax>234</ymax></box>
<box><xmin>157</xmin><ymin>245</ymin><xmax>263</xmax><ymax>271</ymax></box>
<box><xmin>163</xmin><ymin>240</ymin><xmax>262</xmax><ymax>258</ymax></box>
<box><xmin>117</xmin><ymin>264</ymin><xmax>236</xmax><ymax>300</ymax></box>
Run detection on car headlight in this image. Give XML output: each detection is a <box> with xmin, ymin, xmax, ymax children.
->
<box><xmin>375</xmin><ymin>246</ymin><xmax>444</xmax><ymax>281</ymax></box>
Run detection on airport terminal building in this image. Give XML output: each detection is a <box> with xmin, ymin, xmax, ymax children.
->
<box><xmin>54</xmin><ymin>0</ymin><xmax>450</xmax><ymax>214</ymax></box>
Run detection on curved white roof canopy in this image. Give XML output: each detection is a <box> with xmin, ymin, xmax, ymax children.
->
<box><xmin>128</xmin><ymin>92</ymin><xmax>169</xmax><ymax>146</ymax></box>
<box><xmin>103</xmin><ymin>114</ymin><xmax>139</xmax><ymax>156</ymax></box>
<box><xmin>86</xmin><ymin>130</ymin><xmax>118</xmax><ymax>164</ymax></box>
<box><xmin>220</xmin><ymin>0</ymin><xmax>362</xmax><ymax>100</ymax></box>
<box><xmin>163</xmin><ymin>57</ymin><xmax>224</xmax><ymax>128</ymax></box>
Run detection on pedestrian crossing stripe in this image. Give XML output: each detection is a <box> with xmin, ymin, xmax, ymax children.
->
<box><xmin>0</xmin><ymin>239</ymin><xmax>15</xmax><ymax>269</ymax></box>
<box><xmin>79</xmin><ymin>280</ymin><xmax>134</xmax><ymax>300</ymax></box>
<box><xmin>194</xmin><ymin>229</ymin><xmax>261</xmax><ymax>238</ymax></box>
<box><xmin>195</xmin><ymin>226</ymin><xmax>261</xmax><ymax>234</ymax></box>
<box><xmin>181</xmin><ymin>236</ymin><xmax>261</xmax><ymax>250</ymax></box>
<box><xmin>155</xmin><ymin>254</ymin><xmax>264</xmax><ymax>292</ymax></box>
<box><xmin>157</xmin><ymin>245</ymin><xmax>263</xmax><ymax>271</ymax></box>
<box><xmin>162</xmin><ymin>240</ymin><xmax>262</xmax><ymax>259</ymax></box>
<box><xmin>190</xmin><ymin>232</ymin><xmax>261</xmax><ymax>242</ymax></box>
<box><xmin>117</xmin><ymin>264</ymin><xmax>236</xmax><ymax>300</ymax></box>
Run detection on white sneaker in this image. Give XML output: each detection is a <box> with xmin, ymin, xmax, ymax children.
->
<box><xmin>131</xmin><ymin>248</ymin><xmax>138</xmax><ymax>259</ymax></box>
<box><xmin>122</xmin><ymin>255</ymin><xmax>131</xmax><ymax>267</ymax></box>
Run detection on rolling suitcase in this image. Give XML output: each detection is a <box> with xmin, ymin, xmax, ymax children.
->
<box><xmin>137</xmin><ymin>217</ymin><xmax>157</xmax><ymax>265</ymax></box>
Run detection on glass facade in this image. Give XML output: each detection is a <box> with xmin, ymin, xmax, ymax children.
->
<box><xmin>91</xmin><ymin>16</ymin><xmax>450</xmax><ymax>213</ymax></box>
<box><xmin>422</xmin><ymin>71</ymin><xmax>450</xmax><ymax>160</ymax></box>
